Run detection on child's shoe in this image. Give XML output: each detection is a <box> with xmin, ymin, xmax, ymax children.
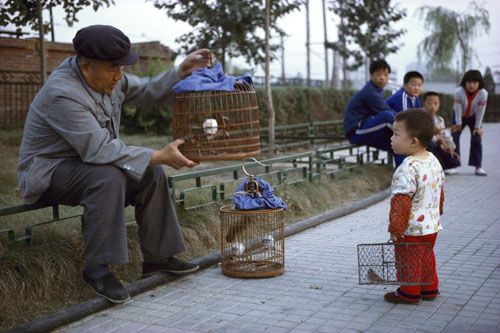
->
<box><xmin>384</xmin><ymin>291</ymin><xmax>422</xmax><ymax>304</ymax></box>
<box><xmin>475</xmin><ymin>167</ymin><xmax>487</xmax><ymax>176</ymax></box>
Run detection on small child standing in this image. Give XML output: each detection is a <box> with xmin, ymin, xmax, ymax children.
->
<box><xmin>385</xmin><ymin>109</ymin><xmax>445</xmax><ymax>304</ymax></box>
<box><xmin>386</xmin><ymin>71</ymin><xmax>424</xmax><ymax>113</ymax></box>
<box><xmin>423</xmin><ymin>92</ymin><xmax>461</xmax><ymax>173</ymax></box>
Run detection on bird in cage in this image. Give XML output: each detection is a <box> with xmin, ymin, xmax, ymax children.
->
<box><xmin>203</xmin><ymin>118</ymin><xmax>218</xmax><ymax>139</ymax></box>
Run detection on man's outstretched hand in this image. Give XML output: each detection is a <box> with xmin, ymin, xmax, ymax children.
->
<box><xmin>150</xmin><ymin>139</ymin><xmax>198</xmax><ymax>170</ymax></box>
<box><xmin>177</xmin><ymin>49</ymin><xmax>212</xmax><ymax>79</ymax></box>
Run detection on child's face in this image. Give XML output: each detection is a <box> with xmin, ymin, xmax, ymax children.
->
<box><xmin>391</xmin><ymin>120</ymin><xmax>419</xmax><ymax>155</ymax></box>
<box><xmin>465</xmin><ymin>80</ymin><xmax>479</xmax><ymax>93</ymax></box>
<box><xmin>423</xmin><ymin>95</ymin><xmax>440</xmax><ymax>115</ymax></box>
<box><xmin>404</xmin><ymin>77</ymin><xmax>423</xmax><ymax>97</ymax></box>
<box><xmin>370</xmin><ymin>69</ymin><xmax>390</xmax><ymax>89</ymax></box>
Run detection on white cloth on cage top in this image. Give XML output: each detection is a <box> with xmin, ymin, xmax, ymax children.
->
<box><xmin>173</xmin><ymin>63</ymin><xmax>253</xmax><ymax>93</ymax></box>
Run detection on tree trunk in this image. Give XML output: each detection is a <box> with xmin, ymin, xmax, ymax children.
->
<box><xmin>49</xmin><ymin>5</ymin><xmax>55</xmax><ymax>42</ymax></box>
<box><xmin>280</xmin><ymin>34</ymin><xmax>285</xmax><ymax>83</ymax></box>
<box><xmin>305</xmin><ymin>0</ymin><xmax>310</xmax><ymax>87</ymax></box>
<box><xmin>322</xmin><ymin>0</ymin><xmax>329</xmax><ymax>86</ymax></box>
<box><xmin>340</xmin><ymin>16</ymin><xmax>348</xmax><ymax>88</ymax></box>
<box><xmin>265</xmin><ymin>0</ymin><xmax>275</xmax><ymax>157</ymax></box>
<box><xmin>37</xmin><ymin>0</ymin><xmax>47</xmax><ymax>85</ymax></box>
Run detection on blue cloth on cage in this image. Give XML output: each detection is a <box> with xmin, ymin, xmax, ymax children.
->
<box><xmin>233</xmin><ymin>177</ymin><xmax>287</xmax><ymax>210</ymax></box>
<box><xmin>173</xmin><ymin>63</ymin><xmax>253</xmax><ymax>93</ymax></box>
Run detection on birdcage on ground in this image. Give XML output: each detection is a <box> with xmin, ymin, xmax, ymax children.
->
<box><xmin>220</xmin><ymin>205</ymin><xmax>285</xmax><ymax>278</ymax></box>
<box><xmin>172</xmin><ymin>81</ymin><xmax>260</xmax><ymax>161</ymax></box>
<box><xmin>357</xmin><ymin>241</ymin><xmax>434</xmax><ymax>285</ymax></box>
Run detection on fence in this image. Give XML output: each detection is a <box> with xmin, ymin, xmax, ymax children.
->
<box><xmin>168</xmin><ymin>144</ymin><xmax>389</xmax><ymax>210</ymax></box>
<box><xmin>0</xmin><ymin>142</ymin><xmax>389</xmax><ymax>249</ymax></box>
<box><xmin>0</xmin><ymin>70</ymin><xmax>41</xmax><ymax>129</ymax></box>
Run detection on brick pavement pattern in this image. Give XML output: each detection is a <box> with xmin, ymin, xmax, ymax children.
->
<box><xmin>60</xmin><ymin>124</ymin><xmax>500</xmax><ymax>333</ymax></box>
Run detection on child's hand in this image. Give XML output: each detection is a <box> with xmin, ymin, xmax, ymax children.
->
<box><xmin>451</xmin><ymin>124</ymin><xmax>461</xmax><ymax>133</ymax></box>
<box><xmin>390</xmin><ymin>233</ymin><xmax>403</xmax><ymax>241</ymax></box>
<box><xmin>473</xmin><ymin>128</ymin><xmax>483</xmax><ymax>137</ymax></box>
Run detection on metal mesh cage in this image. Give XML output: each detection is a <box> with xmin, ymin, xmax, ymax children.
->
<box><xmin>220</xmin><ymin>205</ymin><xmax>285</xmax><ymax>278</ymax></box>
<box><xmin>172</xmin><ymin>82</ymin><xmax>260</xmax><ymax>161</ymax></box>
<box><xmin>357</xmin><ymin>242</ymin><xmax>434</xmax><ymax>286</ymax></box>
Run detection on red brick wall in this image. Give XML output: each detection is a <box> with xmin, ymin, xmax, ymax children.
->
<box><xmin>0</xmin><ymin>37</ymin><xmax>175</xmax><ymax>128</ymax></box>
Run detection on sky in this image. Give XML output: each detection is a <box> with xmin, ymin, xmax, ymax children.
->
<box><xmin>7</xmin><ymin>0</ymin><xmax>500</xmax><ymax>83</ymax></box>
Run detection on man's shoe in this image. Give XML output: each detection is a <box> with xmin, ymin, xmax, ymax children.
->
<box><xmin>384</xmin><ymin>292</ymin><xmax>422</xmax><ymax>305</ymax></box>
<box><xmin>444</xmin><ymin>168</ymin><xmax>458</xmax><ymax>175</ymax></box>
<box><xmin>82</xmin><ymin>271</ymin><xmax>130</xmax><ymax>303</ymax></box>
<box><xmin>475</xmin><ymin>167</ymin><xmax>487</xmax><ymax>176</ymax></box>
<box><xmin>142</xmin><ymin>256</ymin><xmax>199</xmax><ymax>278</ymax></box>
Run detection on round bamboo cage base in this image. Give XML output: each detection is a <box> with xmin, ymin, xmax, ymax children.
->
<box><xmin>220</xmin><ymin>205</ymin><xmax>285</xmax><ymax>278</ymax></box>
<box><xmin>222</xmin><ymin>260</ymin><xmax>284</xmax><ymax>278</ymax></box>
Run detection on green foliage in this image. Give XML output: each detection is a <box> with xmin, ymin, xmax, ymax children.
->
<box><xmin>328</xmin><ymin>0</ymin><xmax>406</xmax><ymax>70</ymax></box>
<box><xmin>120</xmin><ymin>83</ymin><xmax>500</xmax><ymax>135</ymax></box>
<box><xmin>0</xmin><ymin>0</ymin><xmax>114</xmax><ymax>34</ymax></box>
<box><xmin>121</xmin><ymin>59</ymin><xmax>173</xmax><ymax>135</ymax></box>
<box><xmin>149</xmin><ymin>0</ymin><xmax>303</xmax><ymax>70</ymax></box>
<box><xmin>256</xmin><ymin>87</ymin><xmax>355</xmax><ymax>127</ymax></box>
<box><xmin>483</xmin><ymin>67</ymin><xmax>496</xmax><ymax>96</ymax></box>
<box><xmin>416</xmin><ymin>2</ymin><xmax>490</xmax><ymax>73</ymax></box>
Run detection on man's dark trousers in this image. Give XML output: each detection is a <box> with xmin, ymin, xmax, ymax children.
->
<box><xmin>347</xmin><ymin>110</ymin><xmax>404</xmax><ymax>167</ymax></box>
<box><xmin>39</xmin><ymin>160</ymin><xmax>186</xmax><ymax>266</ymax></box>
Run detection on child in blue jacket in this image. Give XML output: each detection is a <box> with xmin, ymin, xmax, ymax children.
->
<box><xmin>387</xmin><ymin>71</ymin><xmax>424</xmax><ymax>113</ymax></box>
<box><xmin>343</xmin><ymin>60</ymin><xmax>400</xmax><ymax>166</ymax></box>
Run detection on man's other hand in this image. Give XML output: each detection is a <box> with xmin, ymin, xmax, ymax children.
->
<box><xmin>150</xmin><ymin>139</ymin><xmax>198</xmax><ymax>169</ymax></box>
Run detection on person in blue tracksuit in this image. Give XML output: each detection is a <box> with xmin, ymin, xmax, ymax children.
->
<box><xmin>386</xmin><ymin>71</ymin><xmax>424</xmax><ymax>164</ymax></box>
<box><xmin>343</xmin><ymin>59</ymin><xmax>402</xmax><ymax>167</ymax></box>
<box><xmin>387</xmin><ymin>71</ymin><xmax>424</xmax><ymax>113</ymax></box>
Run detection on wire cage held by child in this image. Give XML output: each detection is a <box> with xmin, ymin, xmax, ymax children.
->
<box><xmin>172</xmin><ymin>81</ymin><xmax>260</xmax><ymax>161</ymax></box>
<box><xmin>357</xmin><ymin>241</ymin><xmax>434</xmax><ymax>286</ymax></box>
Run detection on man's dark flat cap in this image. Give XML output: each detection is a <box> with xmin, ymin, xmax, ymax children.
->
<box><xmin>73</xmin><ymin>25</ymin><xmax>138</xmax><ymax>65</ymax></box>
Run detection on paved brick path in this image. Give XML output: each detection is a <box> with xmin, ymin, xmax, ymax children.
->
<box><xmin>60</xmin><ymin>124</ymin><xmax>500</xmax><ymax>333</ymax></box>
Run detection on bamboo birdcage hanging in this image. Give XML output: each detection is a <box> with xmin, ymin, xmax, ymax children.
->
<box><xmin>172</xmin><ymin>81</ymin><xmax>260</xmax><ymax>161</ymax></box>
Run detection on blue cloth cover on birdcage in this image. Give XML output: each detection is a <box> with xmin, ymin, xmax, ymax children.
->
<box><xmin>233</xmin><ymin>177</ymin><xmax>287</xmax><ymax>210</ymax></box>
<box><xmin>173</xmin><ymin>63</ymin><xmax>253</xmax><ymax>93</ymax></box>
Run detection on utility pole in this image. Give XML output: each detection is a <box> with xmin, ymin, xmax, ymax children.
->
<box><xmin>322</xmin><ymin>0</ymin><xmax>329</xmax><ymax>86</ymax></box>
<box><xmin>332</xmin><ymin>48</ymin><xmax>339</xmax><ymax>89</ymax></box>
<box><xmin>265</xmin><ymin>0</ymin><xmax>275</xmax><ymax>156</ymax></box>
<box><xmin>305</xmin><ymin>0</ymin><xmax>310</xmax><ymax>86</ymax></box>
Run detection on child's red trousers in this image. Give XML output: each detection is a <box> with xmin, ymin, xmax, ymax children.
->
<box><xmin>395</xmin><ymin>233</ymin><xmax>439</xmax><ymax>302</ymax></box>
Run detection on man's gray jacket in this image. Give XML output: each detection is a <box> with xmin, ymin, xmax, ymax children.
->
<box><xmin>18</xmin><ymin>57</ymin><xmax>181</xmax><ymax>204</ymax></box>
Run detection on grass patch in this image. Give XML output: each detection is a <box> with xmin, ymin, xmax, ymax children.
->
<box><xmin>0</xmin><ymin>130</ymin><xmax>392</xmax><ymax>330</ymax></box>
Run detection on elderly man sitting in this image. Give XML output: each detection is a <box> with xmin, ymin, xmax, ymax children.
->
<box><xmin>17</xmin><ymin>25</ymin><xmax>211</xmax><ymax>303</ymax></box>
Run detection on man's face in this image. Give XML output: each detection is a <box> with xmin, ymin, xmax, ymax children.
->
<box><xmin>80</xmin><ymin>59</ymin><xmax>123</xmax><ymax>95</ymax></box>
<box><xmin>404</xmin><ymin>77</ymin><xmax>423</xmax><ymax>97</ymax></box>
<box><xmin>370</xmin><ymin>69</ymin><xmax>390</xmax><ymax>89</ymax></box>
<box><xmin>423</xmin><ymin>95</ymin><xmax>440</xmax><ymax>115</ymax></box>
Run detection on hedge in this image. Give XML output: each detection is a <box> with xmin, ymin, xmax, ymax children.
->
<box><xmin>121</xmin><ymin>87</ymin><xmax>500</xmax><ymax>134</ymax></box>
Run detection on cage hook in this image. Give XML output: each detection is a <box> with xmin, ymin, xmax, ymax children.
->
<box><xmin>200</xmin><ymin>26</ymin><xmax>221</xmax><ymax>67</ymax></box>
